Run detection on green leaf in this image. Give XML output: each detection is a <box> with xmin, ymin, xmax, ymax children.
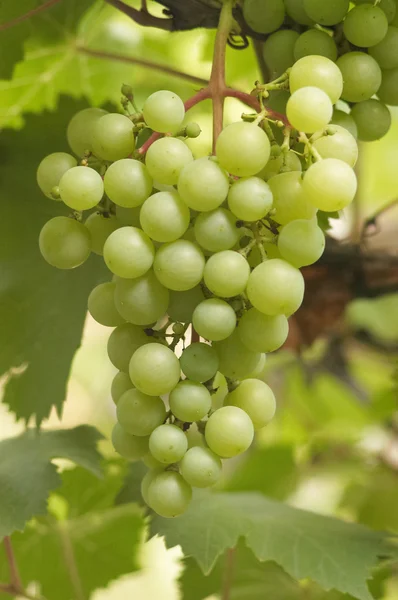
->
<box><xmin>152</xmin><ymin>491</ymin><xmax>397</xmax><ymax>600</ymax></box>
<box><xmin>0</xmin><ymin>425</ymin><xmax>103</xmax><ymax>539</ymax></box>
<box><xmin>0</xmin><ymin>98</ymin><xmax>109</xmax><ymax>424</ymax></box>
<box><xmin>116</xmin><ymin>461</ymin><xmax>148</xmax><ymax>506</ymax></box>
<box><xmin>0</xmin><ymin>1</ymin><xmax>35</xmax><ymax>79</ymax></box>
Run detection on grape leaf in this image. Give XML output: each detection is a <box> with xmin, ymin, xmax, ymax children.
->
<box><xmin>152</xmin><ymin>491</ymin><xmax>397</xmax><ymax>600</ymax></box>
<box><xmin>0</xmin><ymin>425</ymin><xmax>103</xmax><ymax>540</ymax></box>
<box><xmin>0</xmin><ymin>0</ymin><xmax>36</xmax><ymax>79</ymax></box>
<box><xmin>0</xmin><ymin>98</ymin><xmax>109</xmax><ymax>425</ymax></box>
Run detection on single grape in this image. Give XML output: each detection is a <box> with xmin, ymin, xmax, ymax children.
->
<box><xmin>224</xmin><ymin>379</ymin><xmax>276</xmax><ymax>431</ymax></box>
<box><xmin>177</xmin><ymin>157</ymin><xmax>229</xmax><ymax>211</ymax></box>
<box><xmin>143</xmin><ymin>90</ymin><xmax>185</xmax><ymax>133</ymax></box>
<box><xmin>303</xmin><ymin>158</ymin><xmax>357</xmax><ymax>211</ymax></box>
<box><xmin>149</xmin><ymin>424</ymin><xmax>188</xmax><ymax>464</ymax></box>
<box><xmin>344</xmin><ymin>4</ymin><xmax>388</xmax><ymax>47</ymax></box>
<box><xmin>180</xmin><ymin>343</ymin><xmax>219</xmax><ymax>383</ymax></box>
<box><xmin>242</xmin><ymin>0</ymin><xmax>285</xmax><ymax>34</ymax></box>
<box><xmin>205</xmin><ymin>406</ymin><xmax>254</xmax><ymax>458</ymax></box>
<box><xmin>247</xmin><ymin>258</ymin><xmax>305</xmax><ymax>316</ymax></box>
<box><xmin>169</xmin><ymin>380</ymin><xmax>212</xmax><ymax>422</ymax></box>
<box><xmin>147</xmin><ymin>470</ymin><xmax>192</xmax><ymax>517</ymax></box>
<box><xmin>153</xmin><ymin>240</ymin><xmax>205</xmax><ymax>291</ymax></box>
<box><xmin>259</xmin><ymin>150</ymin><xmax>302</xmax><ymax>181</ymax></box>
<box><xmin>103</xmin><ymin>226</ymin><xmax>154</xmax><ymax>279</ymax></box>
<box><xmin>107</xmin><ymin>323</ymin><xmax>152</xmax><ymax>372</ymax></box>
<box><xmin>192</xmin><ymin>299</ymin><xmax>237</xmax><ymax>342</ymax></box>
<box><xmin>351</xmin><ymin>99</ymin><xmax>392</xmax><ymax>141</ymax></box>
<box><xmin>167</xmin><ymin>286</ymin><xmax>205</xmax><ymax>323</ymax></box>
<box><xmin>180</xmin><ymin>446</ymin><xmax>222</xmax><ymax>488</ymax></box>
<box><xmin>268</xmin><ymin>171</ymin><xmax>317</xmax><ymax>224</ymax></box>
<box><xmin>39</xmin><ymin>216</ymin><xmax>91</xmax><ymax>269</ymax></box>
<box><xmin>376</xmin><ymin>67</ymin><xmax>398</xmax><ymax>105</ymax></box>
<box><xmin>59</xmin><ymin>166</ymin><xmax>104</xmax><ymax>211</ymax></box>
<box><xmin>67</xmin><ymin>107</ymin><xmax>107</xmax><ymax>157</ymax></box>
<box><xmin>114</xmin><ymin>271</ymin><xmax>169</xmax><ymax>325</ymax></box>
<box><xmin>289</xmin><ymin>55</ymin><xmax>343</xmax><ymax>104</ymax></box>
<box><xmin>145</xmin><ymin>137</ymin><xmax>193</xmax><ymax>184</ymax></box>
<box><xmin>244</xmin><ymin>353</ymin><xmax>267</xmax><ymax>379</ymax></box>
<box><xmin>92</xmin><ymin>113</ymin><xmax>136</xmax><ymax>161</ymax></box>
<box><xmin>203</xmin><ymin>251</ymin><xmax>250</xmax><ymax>298</ymax></box>
<box><xmin>311</xmin><ymin>124</ymin><xmax>358</xmax><ymax>167</ymax></box>
<box><xmin>238</xmin><ymin>308</ymin><xmax>289</xmax><ymax>352</ymax></box>
<box><xmin>331</xmin><ymin>110</ymin><xmax>358</xmax><ymax>138</ymax></box>
<box><xmin>194</xmin><ymin>208</ymin><xmax>239</xmax><ymax>253</ymax></box>
<box><xmin>287</xmin><ymin>87</ymin><xmax>333</xmax><ymax>133</ymax></box>
<box><xmin>111</xmin><ymin>371</ymin><xmax>133</xmax><ymax>404</ymax></box>
<box><xmin>213</xmin><ymin>329</ymin><xmax>262</xmax><ymax>380</ymax></box>
<box><xmin>284</xmin><ymin>0</ymin><xmax>314</xmax><ymax>24</ymax></box>
<box><xmin>359</xmin><ymin>0</ymin><xmax>396</xmax><ymax>22</ymax></box>
<box><xmin>228</xmin><ymin>177</ymin><xmax>273</xmax><ymax>221</ymax></box>
<box><xmin>111</xmin><ymin>423</ymin><xmax>149</xmax><ymax>460</ymax></box>
<box><xmin>369</xmin><ymin>26</ymin><xmax>398</xmax><ymax>69</ymax></box>
<box><xmin>115</xmin><ymin>205</ymin><xmax>141</xmax><ymax>227</ymax></box>
<box><xmin>294</xmin><ymin>29</ymin><xmax>338</xmax><ymax>61</ymax></box>
<box><xmin>37</xmin><ymin>152</ymin><xmax>77</xmax><ymax>199</ymax></box>
<box><xmin>141</xmin><ymin>467</ymin><xmax>165</xmax><ymax>506</ymax></box>
<box><xmin>85</xmin><ymin>212</ymin><xmax>119</xmax><ymax>255</ymax></box>
<box><xmin>140</xmin><ymin>191</ymin><xmax>190</xmax><ymax>243</ymax></box>
<box><xmin>129</xmin><ymin>343</ymin><xmax>180</xmax><ymax>396</ymax></box>
<box><xmin>142</xmin><ymin>454</ymin><xmax>164</xmax><ymax>470</ymax></box>
<box><xmin>216</xmin><ymin>122</ymin><xmax>271</xmax><ymax>177</ymax></box>
<box><xmin>172</xmin><ymin>322</ymin><xmax>186</xmax><ymax>336</ymax></box>
<box><xmin>303</xmin><ymin>0</ymin><xmax>349</xmax><ymax>25</ymax></box>
<box><xmin>104</xmin><ymin>159</ymin><xmax>153</xmax><ymax>208</ymax></box>
<box><xmin>336</xmin><ymin>52</ymin><xmax>382</xmax><ymax>102</ymax></box>
<box><xmin>117</xmin><ymin>388</ymin><xmax>166</xmax><ymax>436</ymax></box>
<box><xmin>278</xmin><ymin>218</ymin><xmax>326</xmax><ymax>267</ymax></box>
<box><xmin>88</xmin><ymin>281</ymin><xmax>125</xmax><ymax>327</ymax></box>
<box><xmin>263</xmin><ymin>29</ymin><xmax>300</xmax><ymax>78</ymax></box>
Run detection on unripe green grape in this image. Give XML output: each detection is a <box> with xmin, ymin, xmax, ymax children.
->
<box><xmin>169</xmin><ymin>380</ymin><xmax>212</xmax><ymax>422</ymax></box>
<box><xmin>263</xmin><ymin>29</ymin><xmax>299</xmax><ymax>79</ymax></box>
<box><xmin>67</xmin><ymin>107</ymin><xmax>107</xmax><ymax>157</ymax></box>
<box><xmin>192</xmin><ymin>299</ymin><xmax>237</xmax><ymax>342</ymax></box>
<box><xmin>369</xmin><ymin>26</ymin><xmax>398</xmax><ymax>69</ymax></box>
<box><xmin>167</xmin><ymin>286</ymin><xmax>205</xmax><ymax>323</ymax></box>
<box><xmin>88</xmin><ymin>281</ymin><xmax>125</xmax><ymax>327</ymax></box>
<box><xmin>103</xmin><ymin>226</ymin><xmax>154</xmax><ymax>279</ymax></box>
<box><xmin>203</xmin><ymin>251</ymin><xmax>250</xmax><ymax>298</ymax></box>
<box><xmin>294</xmin><ymin>29</ymin><xmax>337</xmax><ymax>62</ymax></box>
<box><xmin>147</xmin><ymin>470</ymin><xmax>192</xmax><ymax>517</ymax></box>
<box><xmin>351</xmin><ymin>99</ymin><xmax>392</xmax><ymax>141</ymax></box>
<box><xmin>141</xmin><ymin>467</ymin><xmax>165</xmax><ymax>506</ymax></box>
<box><xmin>268</xmin><ymin>171</ymin><xmax>317</xmax><ymax>225</ymax></box>
<box><xmin>238</xmin><ymin>308</ymin><xmax>289</xmax><ymax>353</ymax></box>
<box><xmin>145</xmin><ymin>137</ymin><xmax>193</xmax><ymax>184</ymax></box>
<box><xmin>59</xmin><ymin>166</ymin><xmax>104</xmax><ymax>211</ymax></box>
<box><xmin>39</xmin><ymin>216</ymin><xmax>91</xmax><ymax>269</ymax></box>
<box><xmin>117</xmin><ymin>388</ymin><xmax>166</xmax><ymax>436</ymax></box>
<box><xmin>336</xmin><ymin>52</ymin><xmax>382</xmax><ymax>103</ymax></box>
<box><xmin>344</xmin><ymin>4</ymin><xmax>388</xmax><ymax>47</ymax></box>
<box><xmin>287</xmin><ymin>87</ymin><xmax>333</xmax><ymax>133</ymax></box>
<box><xmin>213</xmin><ymin>329</ymin><xmax>262</xmax><ymax>380</ymax></box>
<box><xmin>143</xmin><ymin>90</ymin><xmax>185</xmax><ymax>134</ymax></box>
<box><xmin>142</xmin><ymin>454</ymin><xmax>164</xmax><ymax>470</ymax></box>
<box><xmin>172</xmin><ymin>322</ymin><xmax>185</xmax><ymax>335</ymax></box>
<box><xmin>92</xmin><ymin>113</ymin><xmax>135</xmax><ymax>161</ymax></box>
<box><xmin>228</xmin><ymin>177</ymin><xmax>273</xmax><ymax>222</ymax></box>
<box><xmin>331</xmin><ymin>110</ymin><xmax>358</xmax><ymax>138</ymax></box>
<box><xmin>284</xmin><ymin>0</ymin><xmax>314</xmax><ymax>24</ymax></box>
<box><xmin>360</xmin><ymin>0</ymin><xmax>396</xmax><ymax>22</ymax></box>
<box><xmin>178</xmin><ymin>157</ymin><xmax>229</xmax><ymax>211</ymax></box>
<box><xmin>180</xmin><ymin>343</ymin><xmax>219</xmax><ymax>383</ymax></box>
<box><xmin>224</xmin><ymin>379</ymin><xmax>276</xmax><ymax>431</ymax></box>
<box><xmin>107</xmin><ymin>323</ymin><xmax>152</xmax><ymax>372</ymax></box>
<box><xmin>278</xmin><ymin>218</ymin><xmax>325</xmax><ymax>267</ymax></box>
<box><xmin>289</xmin><ymin>55</ymin><xmax>343</xmax><ymax>104</ymax></box>
<box><xmin>194</xmin><ymin>208</ymin><xmax>239</xmax><ymax>253</ymax></box>
<box><xmin>140</xmin><ymin>191</ymin><xmax>190</xmax><ymax>243</ymax></box>
<box><xmin>185</xmin><ymin>122</ymin><xmax>201</xmax><ymax>138</ymax></box>
<box><xmin>180</xmin><ymin>446</ymin><xmax>222</xmax><ymax>488</ymax></box>
<box><xmin>258</xmin><ymin>150</ymin><xmax>302</xmax><ymax>181</ymax></box>
<box><xmin>85</xmin><ymin>212</ymin><xmax>119</xmax><ymax>255</ymax></box>
<box><xmin>205</xmin><ymin>406</ymin><xmax>254</xmax><ymax>458</ymax></box>
<box><xmin>153</xmin><ymin>240</ymin><xmax>205</xmax><ymax>291</ymax></box>
<box><xmin>37</xmin><ymin>152</ymin><xmax>77</xmax><ymax>199</ymax></box>
<box><xmin>149</xmin><ymin>424</ymin><xmax>188</xmax><ymax>464</ymax></box>
<box><xmin>104</xmin><ymin>159</ymin><xmax>153</xmax><ymax>208</ymax></box>
<box><xmin>247</xmin><ymin>259</ymin><xmax>305</xmax><ymax>316</ymax></box>
<box><xmin>129</xmin><ymin>343</ymin><xmax>180</xmax><ymax>396</ymax></box>
<box><xmin>111</xmin><ymin>371</ymin><xmax>133</xmax><ymax>404</ymax></box>
<box><xmin>376</xmin><ymin>67</ymin><xmax>398</xmax><ymax>105</ymax></box>
<box><xmin>303</xmin><ymin>158</ymin><xmax>357</xmax><ymax>212</ymax></box>
<box><xmin>303</xmin><ymin>0</ymin><xmax>349</xmax><ymax>25</ymax></box>
<box><xmin>111</xmin><ymin>423</ymin><xmax>149</xmax><ymax>460</ymax></box>
<box><xmin>242</xmin><ymin>0</ymin><xmax>285</xmax><ymax>34</ymax></box>
<box><xmin>244</xmin><ymin>353</ymin><xmax>267</xmax><ymax>379</ymax></box>
<box><xmin>216</xmin><ymin>122</ymin><xmax>271</xmax><ymax>177</ymax></box>
<box><xmin>114</xmin><ymin>271</ymin><xmax>169</xmax><ymax>326</ymax></box>
<box><xmin>311</xmin><ymin>125</ymin><xmax>358</xmax><ymax>167</ymax></box>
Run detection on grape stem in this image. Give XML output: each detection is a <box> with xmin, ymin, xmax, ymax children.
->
<box><xmin>0</xmin><ymin>0</ymin><xmax>62</xmax><ymax>31</ymax></box>
<box><xmin>0</xmin><ymin>537</ymin><xmax>46</xmax><ymax>600</ymax></box>
<box><xmin>222</xmin><ymin>547</ymin><xmax>236</xmax><ymax>600</ymax></box>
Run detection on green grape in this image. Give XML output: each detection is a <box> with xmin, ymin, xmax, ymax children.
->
<box><xmin>194</xmin><ymin>208</ymin><xmax>239</xmax><ymax>253</ymax></box>
<box><xmin>344</xmin><ymin>4</ymin><xmax>388</xmax><ymax>47</ymax></box>
<box><xmin>289</xmin><ymin>55</ymin><xmax>343</xmax><ymax>104</ymax></box>
<box><xmin>331</xmin><ymin>110</ymin><xmax>358</xmax><ymax>138</ymax></box>
<box><xmin>104</xmin><ymin>159</ymin><xmax>153</xmax><ymax>208</ymax></box>
<box><xmin>377</xmin><ymin>67</ymin><xmax>398</xmax><ymax>105</ymax></box>
<box><xmin>192</xmin><ymin>299</ymin><xmax>237</xmax><ymax>342</ymax></box>
<box><xmin>85</xmin><ymin>212</ymin><xmax>119</xmax><ymax>255</ymax></box>
<box><xmin>59</xmin><ymin>166</ymin><xmax>104</xmax><ymax>211</ymax></box>
<box><xmin>107</xmin><ymin>323</ymin><xmax>152</xmax><ymax>372</ymax></box>
<box><xmin>312</xmin><ymin>124</ymin><xmax>358</xmax><ymax>167</ymax></box>
<box><xmin>216</xmin><ymin>122</ymin><xmax>271</xmax><ymax>177</ymax></box>
<box><xmin>142</xmin><ymin>454</ymin><xmax>164</xmax><ymax>470</ymax></box>
<box><xmin>37</xmin><ymin>152</ymin><xmax>77</xmax><ymax>199</ymax></box>
<box><xmin>92</xmin><ymin>113</ymin><xmax>135</xmax><ymax>161</ymax></box>
<box><xmin>238</xmin><ymin>308</ymin><xmax>289</xmax><ymax>352</ymax></box>
<box><xmin>167</xmin><ymin>286</ymin><xmax>205</xmax><ymax>323</ymax></box>
<box><xmin>140</xmin><ymin>191</ymin><xmax>190</xmax><ymax>243</ymax></box>
<box><xmin>355</xmin><ymin>0</ymin><xmax>396</xmax><ymax>23</ymax></box>
<box><xmin>336</xmin><ymin>52</ymin><xmax>382</xmax><ymax>102</ymax></box>
<box><xmin>143</xmin><ymin>90</ymin><xmax>185</xmax><ymax>134</ymax></box>
<box><xmin>111</xmin><ymin>371</ymin><xmax>133</xmax><ymax>404</ymax></box>
<box><xmin>205</xmin><ymin>406</ymin><xmax>254</xmax><ymax>458</ymax></box>
<box><xmin>145</xmin><ymin>137</ymin><xmax>193</xmax><ymax>184</ymax></box>
<box><xmin>277</xmin><ymin>218</ymin><xmax>325</xmax><ymax>267</ymax></box>
<box><xmin>224</xmin><ymin>379</ymin><xmax>276</xmax><ymax>431</ymax></box>
<box><xmin>153</xmin><ymin>240</ymin><xmax>205</xmax><ymax>291</ymax></box>
<box><xmin>39</xmin><ymin>216</ymin><xmax>91</xmax><ymax>269</ymax></box>
<box><xmin>114</xmin><ymin>271</ymin><xmax>169</xmax><ymax>325</ymax></box>
<box><xmin>149</xmin><ymin>424</ymin><xmax>188</xmax><ymax>464</ymax></box>
<box><xmin>287</xmin><ymin>87</ymin><xmax>333</xmax><ymax>133</ymax></box>
<box><xmin>177</xmin><ymin>157</ymin><xmax>229</xmax><ymax>211</ymax></box>
<box><xmin>303</xmin><ymin>158</ymin><xmax>357</xmax><ymax>211</ymax></box>
<box><xmin>180</xmin><ymin>447</ymin><xmax>222</xmax><ymax>488</ymax></box>
<box><xmin>242</xmin><ymin>0</ymin><xmax>285</xmax><ymax>34</ymax></box>
<box><xmin>284</xmin><ymin>0</ymin><xmax>314</xmax><ymax>24</ymax></box>
<box><xmin>111</xmin><ymin>423</ymin><xmax>149</xmax><ymax>460</ymax></box>
<box><xmin>67</xmin><ymin>108</ymin><xmax>107</xmax><ymax>157</ymax></box>
<box><xmin>268</xmin><ymin>171</ymin><xmax>317</xmax><ymax>224</ymax></box>
<box><xmin>129</xmin><ymin>343</ymin><xmax>180</xmax><ymax>396</ymax></box>
<box><xmin>172</xmin><ymin>322</ymin><xmax>185</xmax><ymax>335</ymax></box>
<box><xmin>141</xmin><ymin>467</ymin><xmax>165</xmax><ymax>506</ymax></box>
<box><xmin>294</xmin><ymin>29</ymin><xmax>338</xmax><ymax>61</ymax></box>
<box><xmin>180</xmin><ymin>343</ymin><xmax>219</xmax><ymax>383</ymax></box>
<box><xmin>147</xmin><ymin>470</ymin><xmax>192</xmax><ymax>517</ymax></box>
<box><xmin>203</xmin><ymin>251</ymin><xmax>250</xmax><ymax>298</ymax></box>
<box><xmin>213</xmin><ymin>330</ymin><xmax>262</xmax><ymax>380</ymax></box>
<box><xmin>88</xmin><ymin>281</ymin><xmax>125</xmax><ymax>327</ymax></box>
<box><xmin>258</xmin><ymin>150</ymin><xmax>302</xmax><ymax>181</ymax></box>
<box><xmin>245</xmin><ymin>353</ymin><xmax>267</xmax><ymax>379</ymax></box>
<box><xmin>228</xmin><ymin>177</ymin><xmax>273</xmax><ymax>222</ymax></box>
<box><xmin>263</xmin><ymin>30</ymin><xmax>299</xmax><ymax>78</ymax></box>
<box><xmin>117</xmin><ymin>388</ymin><xmax>166</xmax><ymax>436</ymax></box>
<box><xmin>351</xmin><ymin>99</ymin><xmax>392</xmax><ymax>141</ymax></box>
<box><xmin>103</xmin><ymin>226</ymin><xmax>154</xmax><ymax>279</ymax></box>
<box><xmin>370</xmin><ymin>26</ymin><xmax>398</xmax><ymax>69</ymax></box>
<box><xmin>115</xmin><ymin>205</ymin><xmax>142</xmax><ymax>227</ymax></box>
<box><xmin>303</xmin><ymin>0</ymin><xmax>349</xmax><ymax>25</ymax></box>
<box><xmin>169</xmin><ymin>380</ymin><xmax>212</xmax><ymax>422</ymax></box>
<box><xmin>247</xmin><ymin>258</ymin><xmax>305</xmax><ymax>316</ymax></box>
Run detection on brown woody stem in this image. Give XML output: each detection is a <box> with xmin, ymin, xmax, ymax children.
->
<box><xmin>0</xmin><ymin>0</ymin><xmax>62</xmax><ymax>31</ymax></box>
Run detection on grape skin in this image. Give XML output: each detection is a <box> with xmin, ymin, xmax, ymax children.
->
<box><xmin>117</xmin><ymin>388</ymin><xmax>166</xmax><ymax>436</ymax></box>
<box><xmin>180</xmin><ymin>447</ymin><xmax>222</xmax><ymax>488</ymax></box>
<box><xmin>85</xmin><ymin>213</ymin><xmax>119</xmax><ymax>256</ymax></box>
<box><xmin>37</xmin><ymin>152</ymin><xmax>77</xmax><ymax>199</ymax></box>
<box><xmin>303</xmin><ymin>158</ymin><xmax>358</xmax><ymax>212</ymax></box>
<box><xmin>143</xmin><ymin>90</ymin><xmax>185</xmax><ymax>134</ymax></box>
<box><xmin>145</xmin><ymin>137</ymin><xmax>193</xmax><ymax>184</ymax></box>
<box><xmin>140</xmin><ymin>191</ymin><xmax>190</xmax><ymax>243</ymax></box>
<box><xmin>149</xmin><ymin>424</ymin><xmax>188</xmax><ymax>464</ymax></box>
<box><xmin>192</xmin><ymin>298</ymin><xmax>237</xmax><ymax>342</ymax></box>
<box><xmin>111</xmin><ymin>423</ymin><xmax>149</xmax><ymax>460</ymax></box>
<box><xmin>216</xmin><ymin>122</ymin><xmax>271</xmax><ymax>177</ymax></box>
<box><xmin>205</xmin><ymin>406</ymin><xmax>254</xmax><ymax>458</ymax></box>
<box><xmin>180</xmin><ymin>343</ymin><xmax>219</xmax><ymax>383</ymax></box>
<box><xmin>224</xmin><ymin>379</ymin><xmax>276</xmax><ymax>431</ymax></box>
<box><xmin>39</xmin><ymin>216</ymin><xmax>91</xmax><ymax>270</ymax></box>
<box><xmin>153</xmin><ymin>240</ymin><xmax>205</xmax><ymax>291</ymax></box>
<box><xmin>103</xmin><ymin>226</ymin><xmax>155</xmax><ymax>279</ymax></box>
<box><xmin>178</xmin><ymin>157</ymin><xmax>230</xmax><ymax>212</ymax></box>
<box><xmin>203</xmin><ymin>251</ymin><xmax>250</xmax><ymax>298</ymax></box>
<box><xmin>129</xmin><ymin>343</ymin><xmax>181</xmax><ymax>396</ymax></box>
<box><xmin>88</xmin><ymin>282</ymin><xmax>125</xmax><ymax>327</ymax></box>
<box><xmin>114</xmin><ymin>271</ymin><xmax>169</xmax><ymax>326</ymax></box>
<box><xmin>59</xmin><ymin>166</ymin><xmax>104</xmax><ymax>211</ymax></box>
<box><xmin>287</xmin><ymin>86</ymin><xmax>333</xmax><ymax>134</ymax></box>
<box><xmin>111</xmin><ymin>371</ymin><xmax>133</xmax><ymax>404</ymax></box>
<box><xmin>104</xmin><ymin>159</ymin><xmax>153</xmax><ymax>208</ymax></box>
<box><xmin>107</xmin><ymin>323</ymin><xmax>152</xmax><ymax>373</ymax></box>
<box><xmin>247</xmin><ymin>259</ymin><xmax>305</xmax><ymax>316</ymax></box>
<box><xmin>169</xmin><ymin>380</ymin><xmax>212</xmax><ymax>422</ymax></box>
<box><xmin>147</xmin><ymin>470</ymin><xmax>192</xmax><ymax>518</ymax></box>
